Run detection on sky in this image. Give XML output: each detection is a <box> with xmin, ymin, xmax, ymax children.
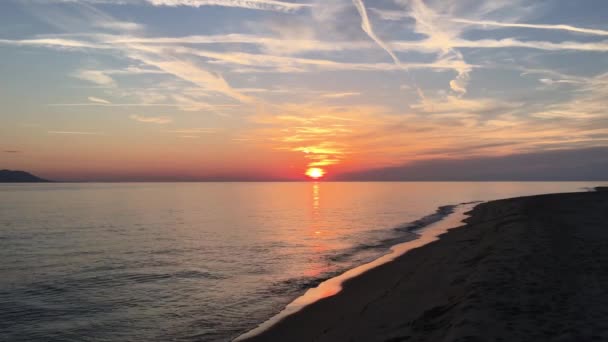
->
<box><xmin>0</xmin><ymin>0</ymin><xmax>607</xmax><ymax>181</ymax></box>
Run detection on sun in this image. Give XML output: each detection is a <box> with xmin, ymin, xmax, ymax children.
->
<box><xmin>305</xmin><ymin>167</ymin><xmax>325</xmax><ymax>180</ymax></box>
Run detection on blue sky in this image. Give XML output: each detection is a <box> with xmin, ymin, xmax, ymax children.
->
<box><xmin>0</xmin><ymin>0</ymin><xmax>607</xmax><ymax>180</ymax></box>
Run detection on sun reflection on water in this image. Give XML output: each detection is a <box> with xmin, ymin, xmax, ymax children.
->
<box><xmin>303</xmin><ymin>181</ymin><xmax>332</xmax><ymax>278</ymax></box>
<box><xmin>312</xmin><ymin>182</ymin><xmax>320</xmax><ymax>213</ymax></box>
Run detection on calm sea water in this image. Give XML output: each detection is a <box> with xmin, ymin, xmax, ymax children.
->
<box><xmin>0</xmin><ymin>182</ymin><xmax>603</xmax><ymax>341</ymax></box>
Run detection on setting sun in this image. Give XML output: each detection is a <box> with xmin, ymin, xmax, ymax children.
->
<box><xmin>305</xmin><ymin>168</ymin><xmax>325</xmax><ymax>180</ymax></box>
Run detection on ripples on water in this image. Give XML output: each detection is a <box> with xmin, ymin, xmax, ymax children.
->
<box><xmin>0</xmin><ymin>182</ymin><xmax>600</xmax><ymax>341</ymax></box>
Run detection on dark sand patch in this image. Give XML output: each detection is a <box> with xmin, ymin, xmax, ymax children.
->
<box><xmin>241</xmin><ymin>191</ymin><xmax>608</xmax><ymax>342</ymax></box>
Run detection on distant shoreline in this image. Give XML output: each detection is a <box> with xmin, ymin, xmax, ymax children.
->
<box><xmin>2</xmin><ymin>180</ymin><xmax>608</xmax><ymax>183</ymax></box>
<box><xmin>239</xmin><ymin>190</ymin><xmax>608</xmax><ymax>341</ymax></box>
<box><xmin>0</xmin><ymin>170</ymin><xmax>51</xmax><ymax>183</ymax></box>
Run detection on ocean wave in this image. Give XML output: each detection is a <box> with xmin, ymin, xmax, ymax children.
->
<box><xmin>395</xmin><ymin>204</ymin><xmax>457</xmax><ymax>232</ymax></box>
<box><xmin>266</xmin><ymin>204</ymin><xmax>462</xmax><ymax>306</ymax></box>
<box><xmin>328</xmin><ymin>204</ymin><xmax>458</xmax><ymax>264</ymax></box>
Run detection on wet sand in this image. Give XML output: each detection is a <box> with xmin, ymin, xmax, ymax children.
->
<box><xmin>241</xmin><ymin>191</ymin><xmax>608</xmax><ymax>341</ymax></box>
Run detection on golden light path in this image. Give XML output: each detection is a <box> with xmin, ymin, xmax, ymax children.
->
<box><xmin>235</xmin><ymin>204</ymin><xmax>477</xmax><ymax>341</ymax></box>
<box><xmin>305</xmin><ymin>167</ymin><xmax>325</xmax><ymax>180</ymax></box>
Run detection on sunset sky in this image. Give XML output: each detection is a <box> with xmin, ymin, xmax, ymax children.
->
<box><xmin>1</xmin><ymin>0</ymin><xmax>607</xmax><ymax>181</ymax></box>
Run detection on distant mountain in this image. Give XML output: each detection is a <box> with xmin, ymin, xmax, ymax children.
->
<box><xmin>0</xmin><ymin>170</ymin><xmax>51</xmax><ymax>182</ymax></box>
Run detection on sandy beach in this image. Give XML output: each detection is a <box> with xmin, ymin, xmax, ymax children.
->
<box><xmin>241</xmin><ymin>190</ymin><xmax>608</xmax><ymax>341</ymax></box>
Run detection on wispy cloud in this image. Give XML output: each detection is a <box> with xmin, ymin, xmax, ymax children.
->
<box><xmin>48</xmin><ymin>103</ymin><xmax>204</xmax><ymax>107</ymax></box>
<box><xmin>166</xmin><ymin>128</ymin><xmax>218</xmax><ymax>134</ymax></box>
<box><xmin>48</xmin><ymin>100</ymin><xmax>241</xmax><ymax>109</ymax></box>
<box><xmin>0</xmin><ymin>7</ymin><xmax>252</xmax><ymax>104</ymax></box>
<box><xmin>6</xmin><ymin>33</ymin><xmax>608</xmax><ymax>59</ymax></box>
<box><xmin>99</xmin><ymin>33</ymin><xmax>371</xmax><ymax>55</ymax></box>
<box><xmin>146</xmin><ymin>0</ymin><xmax>313</xmax><ymax>12</ymax></box>
<box><xmin>73</xmin><ymin>70</ymin><xmax>115</xmax><ymax>86</ymax></box>
<box><xmin>21</xmin><ymin>0</ymin><xmax>139</xmax><ymax>3</ymax></box>
<box><xmin>123</xmin><ymin>48</ymin><xmax>253</xmax><ymax>103</ymax></box>
<box><xmin>0</xmin><ymin>38</ymin><xmax>102</xmax><ymax>50</ymax></box>
<box><xmin>452</xmin><ymin>18</ymin><xmax>608</xmax><ymax>36</ymax></box>
<box><xmin>130</xmin><ymin>114</ymin><xmax>173</xmax><ymax>124</ymax></box>
<box><xmin>180</xmin><ymin>47</ymin><xmax>472</xmax><ymax>73</ymax></box>
<box><xmin>539</xmin><ymin>78</ymin><xmax>584</xmax><ymax>86</ymax></box>
<box><xmin>400</xmin><ymin>0</ymin><xmax>471</xmax><ymax>95</ymax></box>
<box><xmin>392</xmin><ymin>38</ymin><xmax>608</xmax><ymax>52</ymax></box>
<box><xmin>48</xmin><ymin>131</ymin><xmax>104</xmax><ymax>135</ymax></box>
<box><xmin>103</xmin><ymin>66</ymin><xmax>166</xmax><ymax>75</ymax></box>
<box><xmin>352</xmin><ymin>0</ymin><xmax>402</xmax><ymax>66</ymax></box>
<box><xmin>369</xmin><ymin>8</ymin><xmax>409</xmax><ymax>21</ymax></box>
<box><xmin>166</xmin><ymin>128</ymin><xmax>217</xmax><ymax>139</ymax></box>
<box><xmin>530</xmin><ymin>72</ymin><xmax>608</xmax><ymax>120</ymax></box>
<box><xmin>3</xmin><ymin>150</ymin><xmax>22</xmax><ymax>153</ymax></box>
<box><xmin>93</xmin><ymin>20</ymin><xmax>143</xmax><ymax>31</ymax></box>
<box><xmin>24</xmin><ymin>0</ymin><xmax>314</xmax><ymax>12</ymax></box>
<box><xmin>249</xmin><ymin>103</ymin><xmax>391</xmax><ymax>169</ymax></box>
<box><xmin>88</xmin><ymin>96</ymin><xmax>111</xmax><ymax>104</ymax></box>
<box><xmin>321</xmin><ymin>92</ymin><xmax>360</xmax><ymax>98</ymax></box>
<box><xmin>5</xmin><ymin>0</ymin><xmax>608</xmax><ymax>177</ymax></box>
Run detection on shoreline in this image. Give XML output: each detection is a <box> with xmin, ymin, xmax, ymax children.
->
<box><xmin>235</xmin><ymin>203</ymin><xmax>477</xmax><ymax>341</ymax></box>
<box><xmin>239</xmin><ymin>190</ymin><xmax>608</xmax><ymax>341</ymax></box>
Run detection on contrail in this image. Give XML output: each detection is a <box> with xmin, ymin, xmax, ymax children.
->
<box><xmin>147</xmin><ymin>0</ymin><xmax>313</xmax><ymax>13</ymax></box>
<box><xmin>452</xmin><ymin>18</ymin><xmax>608</xmax><ymax>37</ymax></box>
<box><xmin>352</xmin><ymin>0</ymin><xmax>402</xmax><ymax>66</ymax></box>
<box><xmin>352</xmin><ymin>0</ymin><xmax>426</xmax><ymax>99</ymax></box>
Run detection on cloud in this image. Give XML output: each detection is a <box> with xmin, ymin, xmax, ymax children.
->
<box><xmin>432</xmin><ymin>38</ymin><xmax>608</xmax><ymax>52</ymax></box>
<box><xmin>4</xmin><ymin>0</ymin><xmax>606</xmax><ymax>182</ymax></box>
<box><xmin>88</xmin><ymin>96</ymin><xmax>111</xmax><ymax>104</ymax></box>
<box><xmin>0</xmin><ymin>7</ymin><xmax>253</xmax><ymax>103</ymax></box>
<box><xmin>123</xmin><ymin>48</ymin><xmax>253</xmax><ymax>102</ymax></box>
<box><xmin>48</xmin><ymin>131</ymin><xmax>104</xmax><ymax>135</ymax></box>
<box><xmin>531</xmin><ymin>72</ymin><xmax>608</xmax><ymax>119</ymax></box>
<box><xmin>0</xmin><ymin>38</ymin><xmax>102</xmax><ymax>50</ymax></box>
<box><xmin>411</xmin><ymin>94</ymin><xmax>517</xmax><ymax>114</ymax></box>
<box><xmin>73</xmin><ymin>70</ymin><xmax>115</xmax><ymax>86</ymax></box>
<box><xmin>103</xmin><ymin>66</ymin><xmax>166</xmax><ymax>75</ymax></box>
<box><xmin>5</xmin><ymin>31</ymin><xmax>608</xmax><ymax>57</ymax></box>
<box><xmin>130</xmin><ymin>114</ymin><xmax>173</xmax><ymax>124</ymax></box>
<box><xmin>369</xmin><ymin>8</ymin><xmax>409</xmax><ymax>21</ymax></box>
<box><xmin>181</xmin><ymin>47</ymin><xmax>472</xmax><ymax>73</ymax></box>
<box><xmin>22</xmin><ymin>0</ymin><xmax>314</xmax><ymax>12</ymax></box>
<box><xmin>352</xmin><ymin>0</ymin><xmax>402</xmax><ymax>66</ymax></box>
<box><xmin>166</xmin><ymin>128</ymin><xmax>218</xmax><ymax>134</ymax></box>
<box><xmin>335</xmin><ymin>147</ymin><xmax>608</xmax><ymax>181</ymax></box>
<box><xmin>93</xmin><ymin>20</ymin><xmax>143</xmax><ymax>31</ymax></box>
<box><xmin>539</xmin><ymin>78</ymin><xmax>583</xmax><ymax>86</ymax></box>
<box><xmin>48</xmin><ymin>102</ymin><xmax>205</xmax><ymax>107</ymax></box>
<box><xmin>166</xmin><ymin>94</ymin><xmax>215</xmax><ymax>112</ymax></box>
<box><xmin>145</xmin><ymin>0</ymin><xmax>313</xmax><ymax>12</ymax></box>
<box><xmin>321</xmin><ymin>92</ymin><xmax>360</xmax><ymax>98</ymax></box>
<box><xmin>452</xmin><ymin>18</ymin><xmax>608</xmax><ymax>36</ymax></box>
<box><xmin>47</xmin><ymin>100</ymin><xmax>241</xmax><ymax>109</ymax></box>
<box><xmin>101</xmin><ymin>33</ymin><xmax>372</xmax><ymax>55</ymax></box>
<box><xmin>166</xmin><ymin>128</ymin><xmax>217</xmax><ymax>139</ymax></box>
<box><xmin>3</xmin><ymin>150</ymin><xmax>22</xmax><ymax>153</ymax></box>
<box><xmin>249</xmin><ymin>103</ymin><xmax>392</xmax><ymax>169</ymax></box>
<box><xmin>399</xmin><ymin>0</ymin><xmax>471</xmax><ymax>95</ymax></box>
<box><xmin>21</xmin><ymin>0</ymin><xmax>140</xmax><ymax>3</ymax></box>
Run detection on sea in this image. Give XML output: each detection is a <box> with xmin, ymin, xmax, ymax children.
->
<box><xmin>0</xmin><ymin>182</ymin><xmax>603</xmax><ymax>341</ymax></box>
